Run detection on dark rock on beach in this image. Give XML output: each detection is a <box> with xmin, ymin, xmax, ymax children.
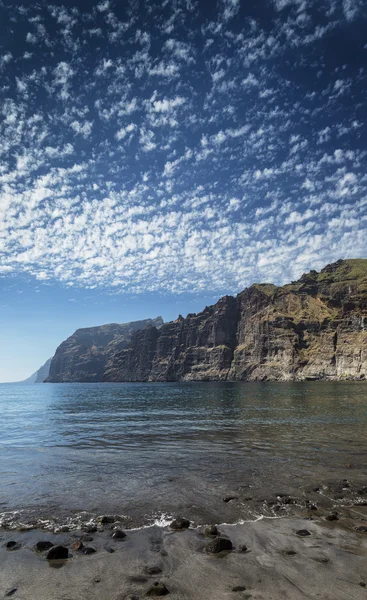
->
<box><xmin>205</xmin><ymin>537</ymin><xmax>233</xmax><ymax>554</ymax></box>
<box><xmin>5</xmin><ymin>589</ymin><xmax>17</xmax><ymax>597</ymax></box>
<box><xmin>232</xmin><ymin>586</ymin><xmax>247</xmax><ymax>592</ymax></box>
<box><xmin>6</xmin><ymin>541</ymin><xmax>20</xmax><ymax>551</ymax></box>
<box><xmin>36</xmin><ymin>541</ymin><xmax>54</xmax><ymax>552</ymax></box>
<box><xmin>83</xmin><ymin>546</ymin><xmax>96</xmax><ymax>554</ymax></box>
<box><xmin>111</xmin><ymin>528</ymin><xmax>127</xmax><ymax>540</ymax></box>
<box><xmin>223</xmin><ymin>496</ymin><xmax>238</xmax><ymax>503</ymax></box>
<box><xmin>296</xmin><ymin>529</ymin><xmax>311</xmax><ymax>537</ymax></box>
<box><xmin>169</xmin><ymin>518</ymin><xmax>190</xmax><ymax>530</ymax></box>
<box><xmin>47</xmin><ymin>545</ymin><xmax>69</xmax><ymax>560</ymax></box>
<box><xmin>326</xmin><ymin>512</ymin><xmax>339</xmax><ymax>521</ymax></box>
<box><xmin>145</xmin><ymin>582</ymin><xmax>169</xmax><ymax>596</ymax></box>
<box><xmin>145</xmin><ymin>566</ymin><xmax>163</xmax><ymax>576</ymax></box>
<box><xmin>355</xmin><ymin>526</ymin><xmax>367</xmax><ymax>533</ymax></box>
<box><xmin>238</xmin><ymin>544</ymin><xmax>248</xmax><ymax>552</ymax></box>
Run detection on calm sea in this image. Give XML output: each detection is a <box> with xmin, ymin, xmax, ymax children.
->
<box><xmin>0</xmin><ymin>382</ymin><xmax>366</xmax><ymax>528</ymax></box>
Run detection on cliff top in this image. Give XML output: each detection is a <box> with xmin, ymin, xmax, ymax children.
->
<box><xmin>251</xmin><ymin>259</ymin><xmax>367</xmax><ymax>298</ymax></box>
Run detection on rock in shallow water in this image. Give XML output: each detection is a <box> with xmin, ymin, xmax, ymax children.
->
<box><xmin>47</xmin><ymin>545</ymin><xmax>69</xmax><ymax>560</ymax></box>
<box><xmin>205</xmin><ymin>537</ymin><xmax>233</xmax><ymax>554</ymax></box>
<box><xmin>169</xmin><ymin>518</ymin><xmax>190</xmax><ymax>530</ymax></box>
<box><xmin>99</xmin><ymin>515</ymin><xmax>115</xmax><ymax>524</ymax></box>
<box><xmin>145</xmin><ymin>582</ymin><xmax>169</xmax><ymax>596</ymax></box>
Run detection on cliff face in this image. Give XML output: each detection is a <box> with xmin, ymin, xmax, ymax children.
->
<box><xmin>45</xmin><ymin>317</ymin><xmax>163</xmax><ymax>383</ymax></box>
<box><xmin>104</xmin><ymin>259</ymin><xmax>367</xmax><ymax>382</ymax></box>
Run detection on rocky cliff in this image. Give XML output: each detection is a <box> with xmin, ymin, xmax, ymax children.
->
<box><xmin>45</xmin><ymin>317</ymin><xmax>163</xmax><ymax>383</ymax></box>
<box><xmin>103</xmin><ymin>259</ymin><xmax>367</xmax><ymax>382</ymax></box>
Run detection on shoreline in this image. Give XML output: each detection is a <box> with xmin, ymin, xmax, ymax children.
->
<box><xmin>1</xmin><ymin>509</ymin><xmax>366</xmax><ymax>600</ymax></box>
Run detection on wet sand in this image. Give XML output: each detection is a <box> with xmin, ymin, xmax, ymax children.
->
<box><xmin>1</xmin><ymin>509</ymin><xmax>367</xmax><ymax>600</ymax></box>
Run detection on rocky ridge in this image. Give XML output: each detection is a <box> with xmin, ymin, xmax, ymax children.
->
<box><xmin>45</xmin><ymin>317</ymin><xmax>163</xmax><ymax>383</ymax></box>
<box><xmin>104</xmin><ymin>259</ymin><xmax>366</xmax><ymax>382</ymax></box>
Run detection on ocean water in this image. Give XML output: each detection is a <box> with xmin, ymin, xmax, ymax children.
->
<box><xmin>0</xmin><ymin>381</ymin><xmax>366</xmax><ymax>529</ymax></box>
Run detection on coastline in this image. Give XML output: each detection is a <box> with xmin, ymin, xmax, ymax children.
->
<box><xmin>1</xmin><ymin>509</ymin><xmax>366</xmax><ymax>600</ymax></box>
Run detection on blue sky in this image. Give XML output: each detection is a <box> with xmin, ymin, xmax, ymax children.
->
<box><xmin>0</xmin><ymin>0</ymin><xmax>366</xmax><ymax>381</ymax></box>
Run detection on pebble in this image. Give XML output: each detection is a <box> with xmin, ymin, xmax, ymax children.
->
<box><xmin>205</xmin><ymin>537</ymin><xmax>233</xmax><ymax>554</ymax></box>
<box><xmin>5</xmin><ymin>589</ymin><xmax>17</xmax><ymax>597</ymax></box>
<box><xmin>81</xmin><ymin>534</ymin><xmax>94</xmax><ymax>542</ymax></box>
<box><xmin>232</xmin><ymin>586</ymin><xmax>247</xmax><ymax>592</ymax></box>
<box><xmin>238</xmin><ymin>544</ymin><xmax>248</xmax><ymax>552</ymax></box>
<box><xmin>145</xmin><ymin>582</ymin><xmax>169</xmax><ymax>596</ymax></box>
<box><xmin>222</xmin><ymin>496</ymin><xmax>238</xmax><ymax>503</ymax></box>
<box><xmin>284</xmin><ymin>550</ymin><xmax>297</xmax><ymax>556</ymax></box>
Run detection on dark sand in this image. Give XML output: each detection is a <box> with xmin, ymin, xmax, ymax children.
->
<box><xmin>1</xmin><ymin>508</ymin><xmax>367</xmax><ymax>600</ymax></box>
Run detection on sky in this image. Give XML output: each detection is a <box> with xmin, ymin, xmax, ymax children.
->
<box><xmin>0</xmin><ymin>0</ymin><xmax>366</xmax><ymax>381</ymax></box>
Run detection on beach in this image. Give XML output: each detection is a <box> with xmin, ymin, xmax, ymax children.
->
<box><xmin>1</xmin><ymin>506</ymin><xmax>367</xmax><ymax>600</ymax></box>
